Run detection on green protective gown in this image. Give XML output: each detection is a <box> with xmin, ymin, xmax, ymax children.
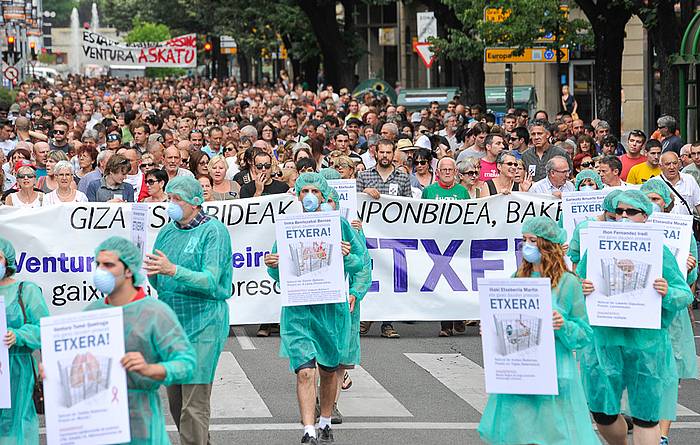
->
<box><xmin>566</xmin><ymin>218</ymin><xmax>595</xmax><ymax>266</ymax></box>
<box><xmin>341</xmin><ymin>228</ymin><xmax>372</xmax><ymax>367</ymax></box>
<box><xmin>149</xmin><ymin>218</ymin><xmax>233</xmax><ymax>384</ymax></box>
<box><xmin>576</xmin><ymin>245</ymin><xmax>693</xmax><ymax>422</ymax></box>
<box><xmin>478</xmin><ymin>272</ymin><xmax>601</xmax><ymax>445</ymax></box>
<box><xmin>85</xmin><ymin>296</ymin><xmax>196</xmax><ymax>444</ymax></box>
<box><xmin>268</xmin><ymin>217</ymin><xmax>365</xmax><ymax>372</ymax></box>
<box><xmin>0</xmin><ymin>281</ymin><xmax>49</xmax><ymax>445</ymax></box>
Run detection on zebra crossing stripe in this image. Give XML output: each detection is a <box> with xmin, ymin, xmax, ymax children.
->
<box><xmin>404</xmin><ymin>353</ymin><xmax>488</xmax><ymax>414</ymax></box>
<box><xmin>337</xmin><ymin>365</ymin><xmax>413</xmax><ymax>417</ymax></box>
<box><xmin>211</xmin><ymin>351</ymin><xmax>272</xmax><ymax>418</ymax></box>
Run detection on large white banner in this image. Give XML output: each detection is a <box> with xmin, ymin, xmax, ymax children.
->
<box><xmin>0</xmin><ymin>296</ymin><xmax>9</xmax><ymax>409</ymax></box>
<box><xmin>0</xmin><ymin>192</ymin><xmax>561</xmax><ymax>323</ymax></box>
<box><xmin>81</xmin><ymin>30</ymin><xmax>197</xmax><ymax>67</ymax></box>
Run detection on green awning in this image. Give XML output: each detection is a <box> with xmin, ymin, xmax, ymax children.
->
<box><xmin>675</xmin><ymin>11</ymin><xmax>700</xmax><ymax>64</ymax></box>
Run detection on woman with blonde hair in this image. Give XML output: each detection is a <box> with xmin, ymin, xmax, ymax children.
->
<box><xmin>5</xmin><ymin>166</ymin><xmax>43</xmax><ymax>207</ymax></box>
<box><xmin>457</xmin><ymin>157</ymin><xmax>483</xmax><ymax>199</ymax></box>
<box><xmin>209</xmin><ymin>154</ymin><xmax>241</xmax><ymax>200</ymax></box>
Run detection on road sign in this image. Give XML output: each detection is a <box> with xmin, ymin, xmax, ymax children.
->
<box><xmin>4</xmin><ymin>66</ymin><xmax>18</xmax><ymax>81</ymax></box>
<box><xmin>417</xmin><ymin>11</ymin><xmax>437</xmax><ymax>43</ymax></box>
<box><xmin>220</xmin><ymin>35</ymin><xmax>237</xmax><ymax>49</ymax></box>
<box><xmin>484</xmin><ymin>47</ymin><xmax>569</xmax><ymax>64</ymax></box>
<box><xmin>414</xmin><ymin>42</ymin><xmax>436</xmax><ymax>68</ymax></box>
<box><xmin>484</xmin><ymin>7</ymin><xmax>511</xmax><ymax>23</ymax></box>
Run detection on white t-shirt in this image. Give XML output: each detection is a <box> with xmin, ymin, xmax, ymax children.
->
<box><xmin>226</xmin><ymin>157</ymin><xmax>240</xmax><ymax>180</ymax></box>
<box><xmin>43</xmin><ymin>190</ymin><xmax>89</xmax><ymax>206</ymax></box>
<box><xmin>125</xmin><ymin>170</ymin><xmax>144</xmax><ymax>196</ymax></box>
<box><xmin>660</xmin><ymin>174</ymin><xmax>700</xmax><ymax>215</ymax></box>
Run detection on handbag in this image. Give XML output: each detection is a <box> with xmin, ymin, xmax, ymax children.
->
<box><xmin>661</xmin><ymin>177</ymin><xmax>700</xmax><ymax>240</ymax></box>
<box><xmin>17</xmin><ymin>282</ymin><xmax>45</xmax><ymax>415</ymax></box>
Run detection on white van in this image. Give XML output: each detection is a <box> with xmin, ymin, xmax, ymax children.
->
<box><xmin>31</xmin><ymin>67</ymin><xmax>59</xmax><ymax>84</ymax></box>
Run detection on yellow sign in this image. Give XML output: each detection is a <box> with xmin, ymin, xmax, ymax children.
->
<box><xmin>484</xmin><ymin>47</ymin><xmax>569</xmax><ymax>63</ymax></box>
<box><xmin>484</xmin><ymin>7</ymin><xmax>511</xmax><ymax>23</ymax></box>
<box><xmin>220</xmin><ymin>47</ymin><xmax>237</xmax><ymax>55</ymax></box>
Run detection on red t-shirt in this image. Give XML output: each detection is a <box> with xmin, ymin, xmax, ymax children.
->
<box><xmin>105</xmin><ymin>287</ymin><xmax>146</xmax><ymax>305</ymax></box>
<box><xmin>619</xmin><ymin>154</ymin><xmax>647</xmax><ymax>181</ymax></box>
<box><xmin>479</xmin><ymin>160</ymin><xmax>499</xmax><ymax>182</ymax></box>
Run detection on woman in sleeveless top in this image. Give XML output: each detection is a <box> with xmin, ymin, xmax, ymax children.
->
<box><xmin>457</xmin><ymin>156</ymin><xmax>482</xmax><ymax>199</ymax></box>
<box><xmin>5</xmin><ymin>166</ymin><xmax>44</xmax><ymax>208</ymax></box>
<box><xmin>480</xmin><ymin>151</ymin><xmax>531</xmax><ymax>197</ymax></box>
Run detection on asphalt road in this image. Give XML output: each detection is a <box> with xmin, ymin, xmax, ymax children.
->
<box><xmin>40</xmin><ymin>311</ymin><xmax>700</xmax><ymax>444</ymax></box>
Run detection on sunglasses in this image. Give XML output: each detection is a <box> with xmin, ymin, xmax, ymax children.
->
<box><xmin>500</xmin><ymin>161</ymin><xmax>518</xmax><ymax>167</ymax></box>
<box><xmin>271</xmin><ymin>172</ymin><xmax>283</xmax><ymax>178</ymax></box>
<box><xmin>255</xmin><ymin>163</ymin><xmax>272</xmax><ymax>170</ymax></box>
<box><xmin>146</xmin><ymin>179</ymin><xmax>161</xmax><ymax>185</ymax></box>
<box><xmin>224</xmin><ymin>146</ymin><xmax>236</xmax><ymax>152</ymax></box>
<box><xmin>462</xmin><ymin>171</ymin><xmax>478</xmax><ymax>176</ymax></box>
<box><xmin>581</xmin><ymin>161</ymin><xmax>594</xmax><ymax>168</ymax></box>
<box><xmin>614</xmin><ymin>208</ymin><xmax>644</xmax><ymax>216</ymax></box>
<box><xmin>181</xmin><ymin>158</ymin><xmax>190</xmax><ymax>163</ymax></box>
<box><xmin>140</xmin><ymin>163</ymin><xmax>155</xmax><ymax>169</ymax></box>
<box><xmin>53</xmin><ymin>129</ymin><xmax>65</xmax><ymax>135</ymax></box>
<box><xmin>415</xmin><ymin>160</ymin><xmax>429</xmax><ymax>165</ymax></box>
<box><xmin>17</xmin><ymin>174</ymin><xmax>36</xmax><ymax>179</ymax></box>
<box><xmin>107</xmin><ymin>134</ymin><xmax>120</xmax><ymax>141</ymax></box>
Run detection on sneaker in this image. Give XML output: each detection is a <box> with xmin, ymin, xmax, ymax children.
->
<box><xmin>359</xmin><ymin>321</ymin><xmax>372</xmax><ymax>335</ymax></box>
<box><xmin>439</xmin><ymin>329</ymin><xmax>453</xmax><ymax>337</ymax></box>
<box><xmin>318</xmin><ymin>425</ymin><xmax>334</xmax><ymax>443</ymax></box>
<box><xmin>301</xmin><ymin>433</ymin><xmax>318</xmax><ymax>444</ymax></box>
<box><xmin>660</xmin><ymin>437</ymin><xmax>669</xmax><ymax>445</ymax></box>
<box><xmin>270</xmin><ymin>323</ymin><xmax>280</xmax><ymax>334</ymax></box>
<box><xmin>381</xmin><ymin>324</ymin><xmax>400</xmax><ymax>338</ymax></box>
<box><xmin>331</xmin><ymin>403</ymin><xmax>343</xmax><ymax>424</ymax></box>
<box><xmin>454</xmin><ymin>321</ymin><xmax>466</xmax><ymax>333</ymax></box>
<box><xmin>256</xmin><ymin>324</ymin><xmax>270</xmax><ymax>337</ymax></box>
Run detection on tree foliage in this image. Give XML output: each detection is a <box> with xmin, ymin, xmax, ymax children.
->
<box><xmin>125</xmin><ymin>20</ymin><xmax>185</xmax><ymax>78</ymax></box>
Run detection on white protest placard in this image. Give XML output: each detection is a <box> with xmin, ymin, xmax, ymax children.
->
<box><xmin>478</xmin><ymin>278</ymin><xmax>558</xmax><ymax>395</ymax></box>
<box><xmin>648</xmin><ymin>212</ymin><xmax>693</xmax><ymax>278</ymax></box>
<box><xmin>275</xmin><ymin>211</ymin><xmax>345</xmax><ymax>306</ymax></box>
<box><xmin>81</xmin><ymin>30</ymin><xmax>197</xmax><ymax>67</ymax></box>
<box><xmin>327</xmin><ymin>179</ymin><xmax>358</xmax><ymax>221</ymax></box>
<box><xmin>41</xmin><ymin>308</ymin><xmax>130</xmax><ymax>445</ymax></box>
<box><xmin>130</xmin><ymin>203</ymin><xmax>149</xmax><ymax>259</ymax></box>
<box><xmin>0</xmin><ymin>297</ymin><xmax>9</xmax><ymax>408</ymax></box>
<box><xmin>585</xmin><ymin>222</ymin><xmax>665</xmax><ymax>329</ymax></box>
<box><xmin>561</xmin><ymin>189</ymin><xmax>612</xmax><ymax>242</ymax></box>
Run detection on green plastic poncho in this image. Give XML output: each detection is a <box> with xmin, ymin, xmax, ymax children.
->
<box><xmin>577</xmin><ymin>244</ymin><xmax>692</xmax><ymax>421</ymax></box>
<box><xmin>269</xmin><ymin>172</ymin><xmax>366</xmax><ymax>371</ymax></box>
<box><xmin>0</xmin><ymin>276</ymin><xmax>49</xmax><ymax>445</ymax></box>
<box><xmin>149</xmin><ymin>216</ymin><xmax>233</xmax><ymax>384</ymax></box>
<box><xmin>85</xmin><ymin>297</ymin><xmax>196</xmax><ymax>444</ymax></box>
<box><xmin>575</xmin><ymin>169</ymin><xmax>604</xmax><ymax>191</ymax></box>
<box><xmin>95</xmin><ymin>236</ymin><xmax>145</xmax><ymax>285</ymax></box>
<box><xmin>478</xmin><ymin>272</ymin><xmax>600</xmax><ymax>445</ymax></box>
<box><xmin>567</xmin><ymin>189</ymin><xmax>623</xmax><ymax>265</ymax></box>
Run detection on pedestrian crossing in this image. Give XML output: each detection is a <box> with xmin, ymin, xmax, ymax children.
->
<box><xmin>201</xmin><ymin>352</ymin><xmax>700</xmax><ymax>420</ymax></box>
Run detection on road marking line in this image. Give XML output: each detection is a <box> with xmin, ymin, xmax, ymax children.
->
<box><xmin>337</xmin><ymin>366</ymin><xmax>412</xmax><ymax>417</ymax></box>
<box><xmin>232</xmin><ymin>326</ymin><xmax>256</xmax><ymax>350</ymax></box>
<box><xmin>210</xmin><ymin>351</ymin><xmax>272</xmax><ymax>418</ymax></box>
<box><xmin>405</xmin><ymin>353</ymin><xmax>488</xmax><ymax>414</ymax></box>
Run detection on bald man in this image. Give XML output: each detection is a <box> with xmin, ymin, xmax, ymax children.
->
<box><xmin>33</xmin><ymin>141</ymin><xmax>50</xmax><ymax>177</ymax></box>
<box><xmin>659</xmin><ymin>151</ymin><xmax>700</xmax><ymax>216</ymax></box>
<box><xmin>163</xmin><ymin>145</ymin><xmax>194</xmax><ymax>180</ymax></box>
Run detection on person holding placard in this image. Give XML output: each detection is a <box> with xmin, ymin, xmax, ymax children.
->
<box><xmin>87</xmin><ymin>236</ymin><xmax>196</xmax><ymax>445</ymax></box>
<box><xmin>478</xmin><ymin>216</ymin><xmax>600</xmax><ymax>445</ymax></box>
<box><xmin>0</xmin><ymin>237</ymin><xmax>50</xmax><ymax>445</ymax></box>
<box><xmin>640</xmin><ymin>179</ymin><xmax>699</xmax><ymax>444</ymax></box>
<box><xmin>567</xmin><ymin>189</ymin><xmax>623</xmax><ymax>269</ymax></box>
<box><xmin>577</xmin><ymin>190</ymin><xmax>693</xmax><ymax>445</ymax></box>
<box><xmin>145</xmin><ymin>176</ymin><xmax>233</xmax><ymax>445</ymax></box>
<box><xmin>265</xmin><ymin>172</ymin><xmax>366</xmax><ymax>445</ymax></box>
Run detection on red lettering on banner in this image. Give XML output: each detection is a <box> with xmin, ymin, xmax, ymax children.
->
<box><xmin>138</xmin><ymin>47</ymin><xmax>195</xmax><ymax>65</ymax></box>
<box><xmin>166</xmin><ymin>34</ymin><xmax>196</xmax><ymax>48</ymax></box>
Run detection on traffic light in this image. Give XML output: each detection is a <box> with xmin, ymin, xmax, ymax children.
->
<box><xmin>204</xmin><ymin>41</ymin><xmax>212</xmax><ymax>53</ymax></box>
<box><xmin>7</xmin><ymin>36</ymin><xmax>15</xmax><ymax>53</ymax></box>
<box><xmin>29</xmin><ymin>41</ymin><xmax>37</xmax><ymax>60</ymax></box>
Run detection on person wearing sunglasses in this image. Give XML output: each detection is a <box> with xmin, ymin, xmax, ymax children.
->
<box><xmin>457</xmin><ymin>157</ymin><xmax>483</xmax><ymax>199</ymax></box>
<box><xmin>85</xmin><ymin>154</ymin><xmax>135</xmax><ymax>203</ymax></box>
<box><xmin>142</xmin><ymin>169</ymin><xmax>169</xmax><ymax>203</ymax></box>
<box><xmin>480</xmin><ymin>150</ymin><xmax>531</xmax><ymax>196</ymax></box>
<box><xmin>331</xmin><ymin>155</ymin><xmax>356</xmax><ymax>180</ymax></box>
<box><xmin>139</xmin><ymin>153</ymin><xmax>157</xmax><ymax>175</ymax></box>
<box><xmin>239</xmin><ymin>151</ymin><xmax>289</xmax><ymax>198</ymax></box>
<box><xmin>577</xmin><ymin>190</ymin><xmax>693</xmax><ymax>445</ymax></box>
<box><xmin>4</xmin><ymin>165</ymin><xmax>44</xmax><ymax>207</ymax></box>
<box><xmin>409</xmin><ymin>148</ymin><xmax>434</xmax><ymax>191</ymax></box>
<box><xmin>48</xmin><ymin>119</ymin><xmax>72</xmax><ymax>155</ymax></box>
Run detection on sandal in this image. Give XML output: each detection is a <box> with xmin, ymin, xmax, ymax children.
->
<box><xmin>341</xmin><ymin>370</ymin><xmax>353</xmax><ymax>391</ymax></box>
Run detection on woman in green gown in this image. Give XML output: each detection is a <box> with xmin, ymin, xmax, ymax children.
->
<box><xmin>478</xmin><ymin>216</ymin><xmax>600</xmax><ymax>445</ymax></box>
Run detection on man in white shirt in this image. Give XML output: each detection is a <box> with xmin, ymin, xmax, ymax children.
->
<box><xmin>437</xmin><ymin>113</ymin><xmax>459</xmax><ymax>153</ymax></box>
<box><xmin>529</xmin><ymin>155</ymin><xmax>574</xmax><ymax>198</ymax></box>
<box><xmin>598</xmin><ymin>155</ymin><xmax>628</xmax><ymax>188</ymax></box>
<box><xmin>659</xmin><ymin>151</ymin><xmax>700</xmax><ymax>215</ymax></box>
